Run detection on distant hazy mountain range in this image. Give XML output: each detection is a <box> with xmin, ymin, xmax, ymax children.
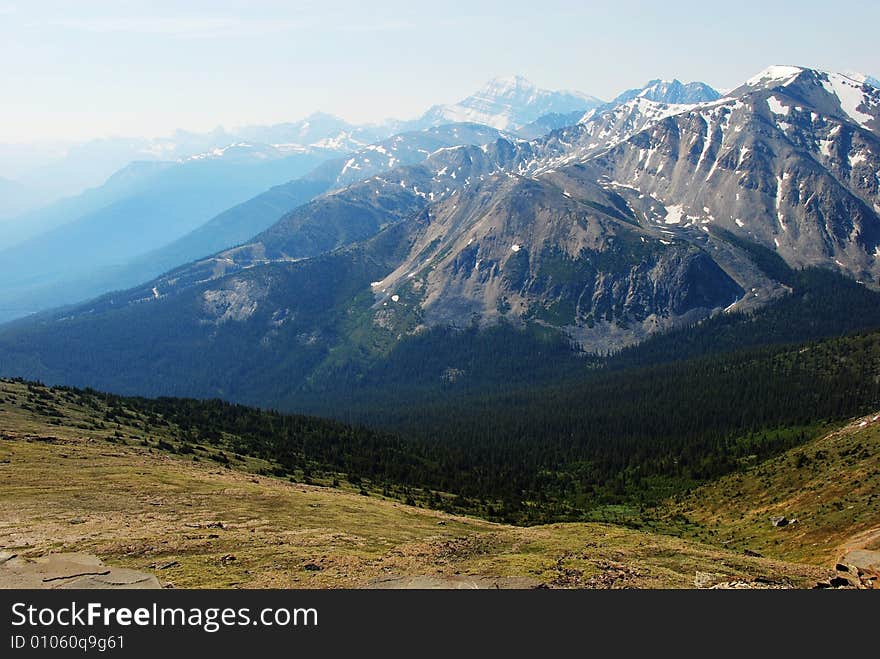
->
<box><xmin>0</xmin><ymin>114</ymin><xmax>395</xmax><ymax>209</ymax></box>
<box><xmin>0</xmin><ymin>177</ymin><xmax>42</xmax><ymax>220</ymax></box>
<box><xmin>0</xmin><ymin>123</ymin><xmax>505</xmax><ymax>320</ymax></box>
<box><xmin>0</xmin><ymin>76</ymin><xmax>602</xmax><ymax>212</ymax></box>
<box><xmin>0</xmin><ymin>151</ymin><xmax>331</xmax><ymax>317</ymax></box>
<box><xmin>0</xmin><ymin>76</ymin><xmax>605</xmax><ymax>319</ymax></box>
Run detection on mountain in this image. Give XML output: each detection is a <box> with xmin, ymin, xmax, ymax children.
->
<box><xmin>73</xmin><ymin>139</ymin><xmax>509</xmax><ymax>319</ymax></box>
<box><xmin>513</xmin><ymin>78</ymin><xmax>721</xmax><ymax>141</ymax></box>
<box><xmin>4</xmin><ymin>115</ymin><xmax>397</xmax><ymax>204</ymax></box>
<box><xmin>611</xmin><ymin>78</ymin><xmax>721</xmax><ymax>105</ymax></box>
<box><xmin>361</xmin><ymin>167</ymin><xmax>742</xmax><ymax>346</ymax></box>
<box><xmin>0</xmin><ymin>141</ymin><xmax>345</xmax><ymax>252</ymax></box>
<box><xmin>0</xmin><ymin>112</ymin><xmax>430</xmax><ymax>254</ymax></box>
<box><xmin>111</xmin><ymin>123</ymin><xmax>507</xmax><ymax>285</ymax></box>
<box><xmin>0</xmin><ymin>75</ymin><xmax>602</xmax><ymax>318</ymax></box>
<box><xmin>0</xmin><ymin>149</ymin><xmax>333</xmax><ymax>320</ymax></box>
<box><xmin>233</xmin><ymin>111</ymin><xmax>392</xmax><ymax>151</ymax></box>
<box><xmin>1</xmin><ymin>77</ymin><xmax>598</xmax><ymax>205</ymax></box>
<box><xmin>0</xmin><ymin>160</ymin><xmax>175</xmax><ymax>250</ymax></box>
<box><xmin>0</xmin><ymin>177</ymin><xmax>42</xmax><ymax>220</ymax></box>
<box><xmin>0</xmin><ymin>66</ymin><xmax>878</xmax><ymax>407</ymax></box>
<box><xmin>509</xmin><ymin>78</ymin><xmax>720</xmax><ymax>141</ymax></box>
<box><xmin>0</xmin><ymin>124</ymin><xmax>505</xmax><ymax>322</ymax></box>
<box><xmin>586</xmin><ymin>66</ymin><xmax>880</xmax><ymax>283</ymax></box>
<box><xmin>417</xmin><ymin>75</ymin><xmax>603</xmax><ymax>131</ymax></box>
<box><xmin>0</xmin><ymin>145</ymin><xmax>529</xmax><ymax>400</ymax></box>
<box><xmin>515</xmin><ymin>111</ymin><xmax>587</xmax><ymax>140</ymax></box>
<box><xmin>8</xmin><ymin>136</ymin><xmax>203</xmax><ymax>203</ymax></box>
<box><xmin>7</xmin><ymin>129</ymin><xmax>261</xmax><ymax>203</ymax></box>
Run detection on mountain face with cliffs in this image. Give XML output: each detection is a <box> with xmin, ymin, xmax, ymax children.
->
<box><xmin>0</xmin><ymin>66</ymin><xmax>878</xmax><ymax>406</ymax></box>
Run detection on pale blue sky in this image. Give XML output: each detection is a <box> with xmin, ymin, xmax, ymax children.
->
<box><xmin>1</xmin><ymin>0</ymin><xmax>878</xmax><ymax>142</ymax></box>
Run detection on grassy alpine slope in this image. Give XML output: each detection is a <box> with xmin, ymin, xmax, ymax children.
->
<box><xmin>0</xmin><ymin>379</ymin><xmax>829</xmax><ymax>589</ymax></box>
<box><xmin>660</xmin><ymin>413</ymin><xmax>880</xmax><ymax>566</ymax></box>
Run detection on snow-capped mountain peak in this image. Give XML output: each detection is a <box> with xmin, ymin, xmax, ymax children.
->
<box><xmin>744</xmin><ymin>64</ymin><xmax>806</xmax><ymax>88</ymax></box>
<box><xmin>734</xmin><ymin>66</ymin><xmax>880</xmax><ymax>135</ymax></box>
<box><xmin>611</xmin><ymin>79</ymin><xmax>721</xmax><ymax>106</ymax></box>
<box><xmin>417</xmin><ymin>75</ymin><xmax>603</xmax><ymax>131</ymax></box>
<box><xmin>482</xmin><ymin>74</ymin><xmax>538</xmax><ymax>94</ymax></box>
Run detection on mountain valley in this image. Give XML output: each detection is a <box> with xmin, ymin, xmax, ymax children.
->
<box><xmin>2</xmin><ymin>65</ymin><xmax>880</xmax><ymax>591</ymax></box>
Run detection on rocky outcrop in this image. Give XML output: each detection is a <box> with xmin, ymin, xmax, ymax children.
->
<box><xmin>0</xmin><ymin>553</ymin><xmax>161</xmax><ymax>589</ymax></box>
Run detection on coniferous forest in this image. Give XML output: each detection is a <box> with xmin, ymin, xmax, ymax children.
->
<box><xmin>16</xmin><ymin>318</ymin><xmax>880</xmax><ymax>525</ymax></box>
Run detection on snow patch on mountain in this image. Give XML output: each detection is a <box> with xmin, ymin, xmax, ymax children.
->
<box><xmin>766</xmin><ymin>96</ymin><xmax>790</xmax><ymax>116</ymax></box>
<box><xmin>821</xmin><ymin>72</ymin><xmax>875</xmax><ymax>128</ymax></box>
<box><xmin>665</xmin><ymin>204</ymin><xmax>685</xmax><ymax>224</ymax></box>
<box><xmin>844</xmin><ymin>72</ymin><xmax>880</xmax><ymax>89</ymax></box>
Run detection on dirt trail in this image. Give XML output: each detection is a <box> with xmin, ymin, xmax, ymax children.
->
<box><xmin>835</xmin><ymin>526</ymin><xmax>880</xmax><ymax>586</ymax></box>
<box><xmin>840</xmin><ymin>526</ymin><xmax>880</xmax><ymax>552</ymax></box>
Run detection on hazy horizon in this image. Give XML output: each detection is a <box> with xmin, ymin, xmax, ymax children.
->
<box><xmin>2</xmin><ymin>0</ymin><xmax>878</xmax><ymax>145</ymax></box>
